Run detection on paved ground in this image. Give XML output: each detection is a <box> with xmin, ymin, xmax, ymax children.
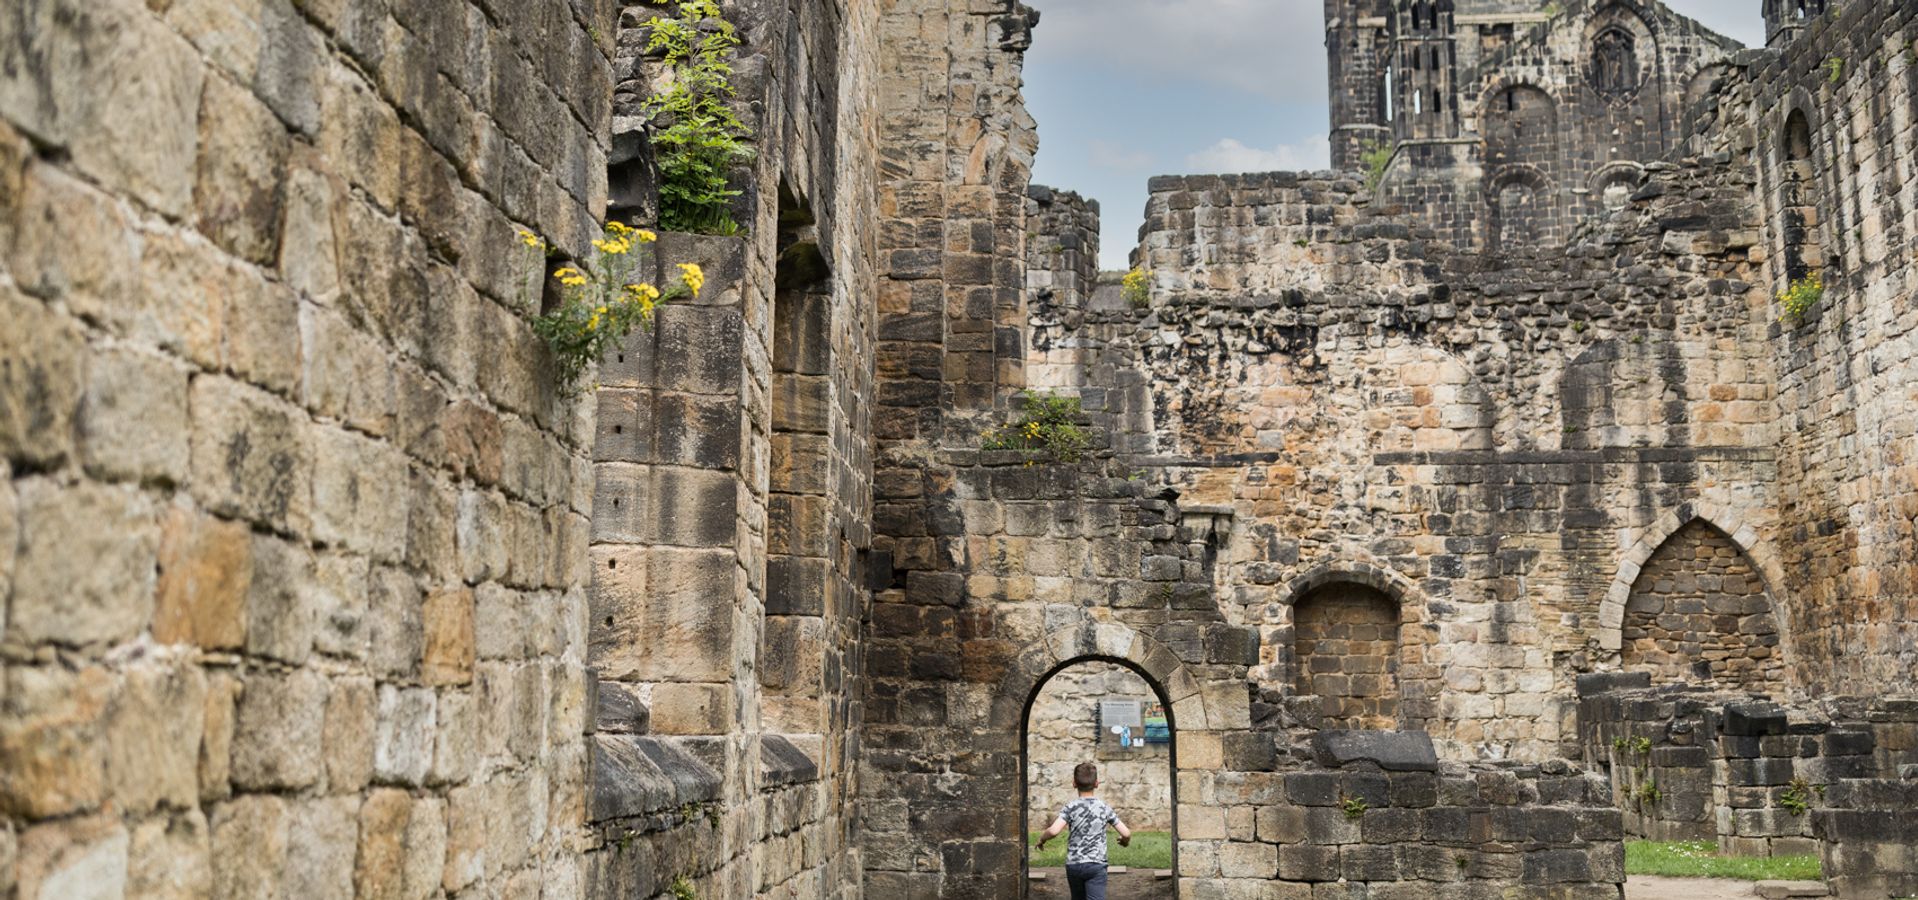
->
<box><xmin>1626</xmin><ymin>876</ymin><xmax>1758</xmax><ymax>899</ymax></box>
<box><xmin>1026</xmin><ymin>867</ymin><xmax>1175</xmax><ymax>899</ymax></box>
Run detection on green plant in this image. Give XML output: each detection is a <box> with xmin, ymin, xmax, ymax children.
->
<box><xmin>1360</xmin><ymin>138</ymin><xmax>1395</xmax><ymax>191</ymax></box>
<box><xmin>1029</xmin><ymin>831</ymin><xmax>1174</xmax><ymax>869</ymax></box>
<box><xmin>1626</xmin><ymin>841</ymin><xmax>1822</xmax><ymax>881</ymax></box>
<box><xmin>1293</xmin><ymin>237</ymin><xmax>1310</xmax><ymax>248</ymax></box>
<box><xmin>1826</xmin><ymin>56</ymin><xmax>1845</xmax><ymax>83</ymax></box>
<box><xmin>644</xmin><ymin>0</ymin><xmax>755</xmax><ymax>234</ymax></box>
<box><xmin>527</xmin><ymin>222</ymin><xmax>703</xmax><ymax>392</ymax></box>
<box><xmin>981</xmin><ymin>391</ymin><xmax>1091</xmax><ymax>463</ymax></box>
<box><xmin>1636</xmin><ymin>779</ymin><xmax>1662</xmax><ymax>807</ymax></box>
<box><xmin>1341</xmin><ymin>795</ymin><xmax>1369</xmax><ymax>821</ymax></box>
<box><xmin>1612</xmin><ymin>736</ymin><xmax>1628</xmax><ymax>753</ymax></box>
<box><xmin>669</xmin><ymin>876</ymin><xmax>697</xmax><ymax>900</ymax></box>
<box><xmin>1633</xmin><ymin>737</ymin><xmax>1653</xmax><ymax>757</ymax></box>
<box><xmin>1779</xmin><ymin>778</ymin><xmax>1815</xmax><ymax>816</ymax></box>
<box><xmin>1778</xmin><ymin>272</ymin><xmax>1825</xmax><ymax>324</ymax></box>
<box><xmin>1122</xmin><ymin>267</ymin><xmax>1152</xmax><ymax>308</ymax></box>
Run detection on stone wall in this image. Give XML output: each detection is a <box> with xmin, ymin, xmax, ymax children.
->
<box><xmin>1620</xmin><ymin>520</ymin><xmax>1782</xmax><ymax>688</ymax></box>
<box><xmin>1026</xmin><ymin>662</ymin><xmax>1173</xmax><ymax>832</ymax></box>
<box><xmin>1577</xmin><ymin>678</ymin><xmax>1918</xmax><ymax>857</ymax></box>
<box><xmin>0</xmin><ymin>0</ymin><xmax>607</xmax><ymax>897</ymax></box>
<box><xmin>1814</xmin><ymin>774</ymin><xmax>1918</xmax><ymax>900</ymax></box>
<box><xmin>585</xmin><ymin>1</ymin><xmax>881</xmax><ymax>897</ymax></box>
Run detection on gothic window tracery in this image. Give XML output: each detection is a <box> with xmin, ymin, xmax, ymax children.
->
<box><xmin>1591</xmin><ymin>28</ymin><xmax>1638</xmax><ymax>96</ymax></box>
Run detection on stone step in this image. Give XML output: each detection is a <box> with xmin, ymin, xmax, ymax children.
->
<box><xmin>1153</xmin><ymin>870</ymin><xmax>1174</xmax><ymax>880</ymax></box>
<box><xmin>1754</xmin><ymin>881</ymin><xmax>1829</xmax><ymax>899</ymax></box>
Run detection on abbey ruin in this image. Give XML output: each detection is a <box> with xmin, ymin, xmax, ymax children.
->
<box><xmin>1</xmin><ymin>0</ymin><xmax>1915</xmax><ymax>897</ymax></box>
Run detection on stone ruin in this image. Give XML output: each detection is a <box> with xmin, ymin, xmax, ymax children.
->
<box><xmin>0</xmin><ymin>0</ymin><xmax>1915</xmax><ymax>899</ymax></box>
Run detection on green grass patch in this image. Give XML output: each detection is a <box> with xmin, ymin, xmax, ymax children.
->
<box><xmin>1625</xmin><ymin>840</ymin><xmax>1822</xmax><ymax>881</ymax></box>
<box><xmin>1028</xmin><ymin>831</ymin><xmax>1172</xmax><ymax>870</ymax></box>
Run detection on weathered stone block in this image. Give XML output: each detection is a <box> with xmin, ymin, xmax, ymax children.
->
<box><xmin>245</xmin><ymin>533</ymin><xmax>319</xmax><ymax>664</ymax></box>
<box><xmin>195</xmin><ymin>71</ymin><xmax>290</xmax><ymax>264</ymax></box>
<box><xmin>421</xmin><ymin>586</ymin><xmax>476</xmax><ymax>686</ymax></box>
<box><xmin>127</xmin><ymin>810</ymin><xmax>211</xmax><ymax>900</ymax></box>
<box><xmin>356</xmin><ymin>789</ymin><xmax>447</xmax><ymax>900</ymax></box>
<box><xmin>374</xmin><ymin>684</ymin><xmax>437</xmax><ymax>786</ymax></box>
<box><xmin>189</xmin><ymin>377</ymin><xmax>312</xmax><ymax>532</ymax></box>
<box><xmin>649</xmin><ymin>682</ymin><xmax>733</xmax><ymax>735</ymax></box>
<box><xmin>0</xmin><ymin>665</ymin><xmax>110</xmax><ymax>818</ymax></box>
<box><xmin>105</xmin><ymin>660</ymin><xmax>205</xmax><ymax>816</ymax></box>
<box><xmin>590</xmin><ymin>546</ymin><xmax>736</xmax><ymax>683</ymax></box>
<box><xmin>0</xmin><ymin>0</ymin><xmax>204</xmax><ymax>216</ymax></box>
<box><xmin>232</xmin><ymin>668</ymin><xmax>327</xmax><ymax>790</ymax></box>
<box><xmin>80</xmin><ymin>346</ymin><xmax>190</xmax><ymax>483</ymax></box>
<box><xmin>13</xmin><ymin>813</ymin><xmax>127</xmax><ymax>900</ymax></box>
<box><xmin>12</xmin><ymin>480</ymin><xmax>158</xmax><ymax>648</ymax></box>
<box><xmin>323</xmin><ymin>676</ymin><xmax>376</xmax><ymax>795</ymax></box>
<box><xmin>153</xmin><ymin>506</ymin><xmax>252</xmax><ymax>650</ymax></box>
<box><xmin>310</xmin><ymin>426</ymin><xmax>408</xmax><ymax>561</ymax></box>
<box><xmin>283</xmin><ymin>796</ymin><xmax>357</xmax><ymax>900</ymax></box>
<box><xmin>211</xmin><ymin>794</ymin><xmax>289</xmax><ymax>899</ymax></box>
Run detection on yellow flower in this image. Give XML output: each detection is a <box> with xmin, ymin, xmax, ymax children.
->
<box><xmin>587</xmin><ymin>314</ymin><xmax>601</xmax><ymax>330</ymax></box>
<box><xmin>555</xmin><ymin>267</ymin><xmax>588</xmax><ymax>287</ymax></box>
<box><xmin>677</xmin><ymin>262</ymin><xmax>706</xmax><ymax>295</ymax></box>
<box><xmin>636</xmin><ymin>229</ymin><xmax>657</xmax><ymax>243</ymax></box>
<box><xmin>594</xmin><ymin>236</ymin><xmax>633</xmax><ymax>255</ymax></box>
<box><xmin>517</xmin><ymin>230</ymin><xmax>543</xmax><ymax>248</ymax></box>
<box><xmin>606</xmin><ymin>222</ymin><xmax>632</xmax><ymax>235</ymax></box>
<box><xmin>625</xmin><ymin>283</ymin><xmax>662</xmax><ymax>307</ymax></box>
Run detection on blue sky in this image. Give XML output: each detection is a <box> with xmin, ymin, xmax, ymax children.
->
<box><xmin>1023</xmin><ymin>0</ymin><xmax>1766</xmax><ymax>268</ymax></box>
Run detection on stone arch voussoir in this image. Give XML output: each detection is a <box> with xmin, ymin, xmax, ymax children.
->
<box><xmin>1594</xmin><ymin>500</ymin><xmax>1791</xmax><ymax>660</ymax></box>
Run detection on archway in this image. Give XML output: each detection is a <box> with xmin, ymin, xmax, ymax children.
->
<box><xmin>1022</xmin><ymin>658</ymin><xmax>1176</xmax><ymax>899</ymax></box>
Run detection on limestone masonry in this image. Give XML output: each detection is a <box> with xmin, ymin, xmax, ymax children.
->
<box><xmin>1</xmin><ymin>0</ymin><xmax>1916</xmax><ymax>899</ymax></box>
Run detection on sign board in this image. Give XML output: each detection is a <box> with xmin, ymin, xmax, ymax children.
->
<box><xmin>1142</xmin><ymin>702</ymin><xmax>1170</xmax><ymax>744</ymax></box>
<box><xmin>1099</xmin><ymin>699</ymin><xmax>1142</xmax><ymax>731</ymax></box>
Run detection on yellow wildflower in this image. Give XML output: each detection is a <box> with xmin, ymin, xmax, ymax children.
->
<box><xmin>636</xmin><ymin>229</ymin><xmax>657</xmax><ymax>243</ymax></box>
<box><xmin>594</xmin><ymin>236</ymin><xmax>633</xmax><ymax>255</ymax></box>
<box><xmin>517</xmin><ymin>230</ymin><xmax>543</xmax><ymax>248</ymax></box>
<box><xmin>625</xmin><ymin>283</ymin><xmax>662</xmax><ymax>304</ymax></box>
<box><xmin>606</xmin><ymin>222</ymin><xmax>632</xmax><ymax>235</ymax></box>
<box><xmin>587</xmin><ymin>314</ymin><xmax>601</xmax><ymax>330</ymax></box>
<box><xmin>678</xmin><ymin>262</ymin><xmax>706</xmax><ymax>295</ymax></box>
<box><xmin>555</xmin><ymin>267</ymin><xmax>588</xmax><ymax>287</ymax></box>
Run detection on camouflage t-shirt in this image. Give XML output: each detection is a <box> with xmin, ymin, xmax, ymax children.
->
<box><xmin>1058</xmin><ymin>797</ymin><xmax>1118</xmax><ymax>866</ymax></box>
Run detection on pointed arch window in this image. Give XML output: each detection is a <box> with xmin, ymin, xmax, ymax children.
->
<box><xmin>1592</xmin><ymin>28</ymin><xmax>1638</xmax><ymax>95</ymax></box>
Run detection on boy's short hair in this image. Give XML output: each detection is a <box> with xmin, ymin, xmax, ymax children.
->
<box><xmin>1073</xmin><ymin>762</ymin><xmax>1099</xmax><ymax>791</ymax></box>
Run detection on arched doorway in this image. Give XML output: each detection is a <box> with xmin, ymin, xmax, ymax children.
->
<box><xmin>1021</xmin><ymin>657</ymin><xmax>1177</xmax><ymax>899</ymax></box>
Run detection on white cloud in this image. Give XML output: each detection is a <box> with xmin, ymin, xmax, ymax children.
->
<box><xmin>1183</xmin><ymin>135</ymin><xmax>1331</xmax><ymax>174</ymax></box>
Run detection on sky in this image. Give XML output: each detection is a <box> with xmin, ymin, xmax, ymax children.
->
<box><xmin>1022</xmin><ymin>0</ymin><xmax>1766</xmax><ymax>269</ymax></box>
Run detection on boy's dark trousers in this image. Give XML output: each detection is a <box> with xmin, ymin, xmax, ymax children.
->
<box><xmin>1065</xmin><ymin>863</ymin><xmax>1107</xmax><ymax>900</ymax></box>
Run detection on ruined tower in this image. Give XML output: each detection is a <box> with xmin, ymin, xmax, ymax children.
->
<box><xmin>1326</xmin><ymin>0</ymin><xmax>1396</xmax><ymax>169</ymax></box>
<box><xmin>1765</xmin><ymin>0</ymin><xmax>1831</xmax><ymax>48</ymax></box>
<box><xmin>1391</xmin><ymin>0</ymin><xmax>1462</xmax><ymax>142</ymax></box>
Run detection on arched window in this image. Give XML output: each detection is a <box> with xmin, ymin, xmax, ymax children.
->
<box><xmin>1494</xmin><ymin>180</ymin><xmax>1542</xmax><ymax>249</ymax></box>
<box><xmin>1592</xmin><ymin>28</ymin><xmax>1638</xmax><ymax>95</ymax></box>
<box><xmin>1622</xmin><ymin>521</ymin><xmax>1782</xmax><ymax>687</ymax></box>
<box><xmin>1779</xmin><ymin>109</ymin><xmax>1823</xmax><ymax>283</ymax></box>
<box><xmin>1294</xmin><ymin>583</ymin><xmax>1401</xmax><ymax>731</ymax></box>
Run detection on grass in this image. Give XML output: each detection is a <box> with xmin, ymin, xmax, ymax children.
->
<box><xmin>1626</xmin><ymin>840</ymin><xmax>1822</xmax><ymax>881</ymax></box>
<box><xmin>1028</xmin><ymin>831</ymin><xmax>1172</xmax><ymax>870</ymax></box>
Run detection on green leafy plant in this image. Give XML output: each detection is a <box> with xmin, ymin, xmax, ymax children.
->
<box><xmin>1360</xmin><ymin>138</ymin><xmax>1396</xmax><ymax>191</ymax></box>
<box><xmin>981</xmin><ymin>391</ymin><xmax>1091</xmax><ymax>463</ymax></box>
<box><xmin>1633</xmin><ymin>737</ymin><xmax>1653</xmax><ymax>757</ymax></box>
<box><xmin>525</xmin><ymin>222</ymin><xmax>704</xmax><ymax>392</ymax></box>
<box><xmin>1636</xmin><ymin>779</ymin><xmax>1662</xmax><ymax>807</ymax></box>
<box><xmin>1612</xmin><ymin>737</ymin><xmax>1628</xmax><ymax>753</ymax></box>
<box><xmin>1341</xmin><ymin>795</ymin><xmax>1369</xmax><ymax>821</ymax></box>
<box><xmin>1122</xmin><ymin>267</ymin><xmax>1152</xmax><ymax>308</ymax></box>
<box><xmin>1825</xmin><ymin>57</ymin><xmax>1844</xmax><ymax>83</ymax></box>
<box><xmin>644</xmin><ymin>0</ymin><xmax>755</xmax><ymax>234</ymax></box>
<box><xmin>1779</xmin><ymin>778</ymin><xmax>1815</xmax><ymax>816</ymax></box>
<box><xmin>1779</xmin><ymin>272</ymin><xmax>1824</xmax><ymax>324</ymax></box>
<box><xmin>669</xmin><ymin>876</ymin><xmax>697</xmax><ymax>900</ymax></box>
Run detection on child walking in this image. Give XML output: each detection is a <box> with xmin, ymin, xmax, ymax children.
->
<box><xmin>1035</xmin><ymin>762</ymin><xmax>1132</xmax><ymax>900</ymax></box>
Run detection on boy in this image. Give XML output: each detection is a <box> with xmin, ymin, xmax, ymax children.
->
<box><xmin>1035</xmin><ymin>762</ymin><xmax>1132</xmax><ymax>900</ymax></box>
